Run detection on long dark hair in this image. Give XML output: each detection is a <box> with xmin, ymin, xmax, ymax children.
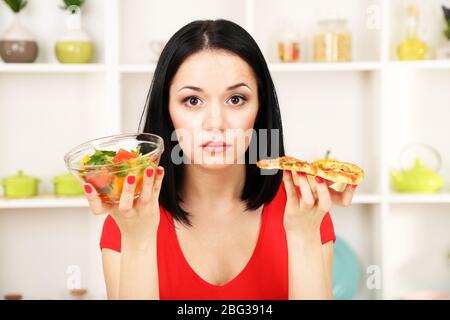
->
<box><xmin>139</xmin><ymin>19</ymin><xmax>285</xmax><ymax>226</ymax></box>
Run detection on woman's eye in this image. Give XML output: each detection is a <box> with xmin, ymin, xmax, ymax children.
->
<box><xmin>183</xmin><ymin>96</ymin><xmax>202</xmax><ymax>107</ymax></box>
<box><xmin>227</xmin><ymin>95</ymin><xmax>247</xmax><ymax>106</ymax></box>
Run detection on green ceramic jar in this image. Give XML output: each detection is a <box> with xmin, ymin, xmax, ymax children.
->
<box><xmin>2</xmin><ymin>170</ymin><xmax>40</xmax><ymax>198</ymax></box>
<box><xmin>53</xmin><ymin>172</ymin><xmax>84</xmax><ymax>196</ymax></box>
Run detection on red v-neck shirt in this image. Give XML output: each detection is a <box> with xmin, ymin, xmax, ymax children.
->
<box><xmin>100</xmin><ymin>181</ymin><xmax>336</xmax><ymax>300</ymax></box>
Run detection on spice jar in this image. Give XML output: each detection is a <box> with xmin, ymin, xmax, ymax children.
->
<box><xmin>313</xmin><ymin>19</ymin><xmax>352</xmax><ymax>62</ymax></box>
<box><xmin>278</xmin><ymin>29</ymin><xmax>300</xmax><ymax>63</ymax></box>
<box><xmin>69</xmin><ymin>288</ymin><xmax>88</xmax><ymax>300</ymax></box>
<box><xmin>4</xmin><ymin>293</ymin><xmax>23</xmax><ymax>300</ymax></box>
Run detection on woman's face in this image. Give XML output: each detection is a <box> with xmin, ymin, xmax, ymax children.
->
<box><xmin>169</xmin><ymin>49</ymin><xmax>259</xmax><ymax>169</ymax></box>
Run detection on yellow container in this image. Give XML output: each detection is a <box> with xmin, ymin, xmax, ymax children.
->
<box><xmin>314</xmin><ymin>19</ymin><xmax>352</xmax><ymax>62</ymax></box>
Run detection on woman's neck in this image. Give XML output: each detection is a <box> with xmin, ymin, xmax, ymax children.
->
<box><xmin>181</xmin><ymin>164</ymin><xmax>246</xmax><ymax>210</ymax></box>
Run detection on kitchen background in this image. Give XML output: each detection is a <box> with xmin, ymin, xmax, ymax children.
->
<box><xmin>1</xmin><ymin>0</ymin><xmax>450</xmax><ymax>300</ymax></box>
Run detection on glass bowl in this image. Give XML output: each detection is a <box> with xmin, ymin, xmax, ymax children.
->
<box><xmin>64</xmin><ymin>133</ymin><xmax>164</xmax><ymax>205</ymax></box>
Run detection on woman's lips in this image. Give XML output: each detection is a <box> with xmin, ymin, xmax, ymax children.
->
<box><xmin>201</xmin><ymin>141</ymin><xmax>230</xmax><ymax>152</ymax></box>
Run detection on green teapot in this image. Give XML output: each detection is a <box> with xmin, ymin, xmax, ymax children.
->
<box><xmin>391</xmin><ymin>158</ymin><xmax>444</xmax><ymax>193</ymax></box>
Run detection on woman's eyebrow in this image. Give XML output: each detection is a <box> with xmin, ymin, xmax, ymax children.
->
<box><xmin>177</xmin><ymin>82</ymin><xmax>252</xmax><ymax>93</ymax></box>
<box><xmin>178</xmin><ymin>86</ymin><xmax>202</xmax><ymax>92</ymax></box>
<box><xmin>227</xmin><ymin>82</ymin><xmax>252</xmax><ymax>91</ymax></box>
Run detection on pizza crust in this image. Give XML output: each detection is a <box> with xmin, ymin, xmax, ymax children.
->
<box><xmin>329</xmin><ymin>182</ymin><xmax>348</xmax><ymax>192</ymax></box>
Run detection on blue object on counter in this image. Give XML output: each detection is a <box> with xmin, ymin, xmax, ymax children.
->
<box><xmin>332</xmin><ymin>236</ymin><xmax>361</xmax><ymax>300</ymax></box>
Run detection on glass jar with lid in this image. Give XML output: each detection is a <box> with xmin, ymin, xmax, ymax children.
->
<box><xmin>313</xmin><ymin>19</ymin><xmax>352</xmax><ymax>62</ymax></box>
<box><xmin>277</xmin><ymin>28</ymin><xmax>300</xmax><ymax>63</ymax></box>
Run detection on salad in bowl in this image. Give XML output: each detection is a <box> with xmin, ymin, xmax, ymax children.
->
<box><xmin>64</xmin><ymin>133</ymin><xmax>164</xmax><ymax>205</ymax></box>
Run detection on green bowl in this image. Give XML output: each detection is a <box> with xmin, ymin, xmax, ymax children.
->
<box><xmin>55</xmin><ymin>41</ymin><xmax>94</xmax><ymax>63</ymax></box>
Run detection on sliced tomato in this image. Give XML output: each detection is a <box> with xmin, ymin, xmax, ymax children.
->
<box><xmin>86</xmin><ymin>167</ymin><xmax>113</xmax><ymax>190</ymax></box>
<box><xmin>112</xmin><ymin>148</ymin><xmax>139</xmax><ymax>163</ymax></box>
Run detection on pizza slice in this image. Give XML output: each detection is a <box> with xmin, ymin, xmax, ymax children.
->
<box><xmin>256</xmin><ymin>156</ymin><xmax>364</xmax><ymax>192</ymax></box>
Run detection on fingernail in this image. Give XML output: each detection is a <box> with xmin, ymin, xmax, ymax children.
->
<box><xmin>315</xmin><ymin>176</ymin><xmax>324</xmax><ymax>184</ymax></box>
<box><xmin>296</xmin><ymin>171</ymin><xmax>306</xmax><ymax>176</ymax></box>
<box><xmin>127</xmin><ymin>175</ymin><xmax>135</xmax><ymax>184</ymax></box>
<box><xmin>157</xmin><ymin>167</ymin><xmax>164</xmax><ymax>175</ymax></box>
<box><xmin>84</xmin><ymin>184</ymin><xmax>92</xmax><ymax>194</ymax></box>
<box><xmin>352</xmin><ymin>184</ymin><xmax>358</xmax><ymax>189</ymax></box>
<box><xmin>146</xmin><ymin>167</ymin><xmax>154</xmax><ymax>177</ymax></box>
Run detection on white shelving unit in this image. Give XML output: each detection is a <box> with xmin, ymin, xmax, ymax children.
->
<box><xmin>0</xmin><ymin>196</ymin><xmax>88</xmax><ymax>209</ymax></box>
<box><xmin>1</xmin><ymin>0</ymin><xmax>449</xmax><ymax>300</ymax></box>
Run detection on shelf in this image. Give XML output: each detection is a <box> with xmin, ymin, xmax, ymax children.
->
<box><xmin>388</xmin><ymin>193</ymin><xmax>450</xmax><ymax>204</ymax></box>
<box><xmin>0</xmin><ymin>196</ymin><xmax>88</xmax><ymax>209</ymax></box>
<box><xmin>0</xmin><ymin>63</ymin><xmax>107</xmax><ymax>73</ymax></box>
<box><xmin>386</xmin><ymin>60</ymin><xmax>450</xmax><ymax>70</ymax></box>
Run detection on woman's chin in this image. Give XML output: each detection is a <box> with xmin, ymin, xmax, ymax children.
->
<box><xmin>184</xmin><ymin>153</ymin><xmax>243</xmax><ymax>170</ymax></box>
<box><xmin>195</xmin><ymin>157</ymin><xmax>236</xmax><ymax>170</ymax></box>
<box><xmin>200</xmin><ymin>159</ymin><xmax>242</xmax><ymax>170</ymax></box>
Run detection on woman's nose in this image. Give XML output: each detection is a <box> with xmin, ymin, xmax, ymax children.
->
<box><xmin>203</xmin><ymin>102</ymin><xmax>225</xmax><ymax>131</ymax></box>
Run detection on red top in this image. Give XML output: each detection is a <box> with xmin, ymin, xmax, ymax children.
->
<box><xmin>100</xmin><ymin>182</ymin><xmax>336</xmax><ymax>300</ymax></box>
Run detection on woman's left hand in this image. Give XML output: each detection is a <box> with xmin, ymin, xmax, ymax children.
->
<box><xmin>282</xmin><ymin>170</ymin><xmax>357</xmax><ymax>238</ymax></box>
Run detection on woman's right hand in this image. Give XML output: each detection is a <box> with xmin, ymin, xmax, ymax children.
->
<box><xmin>83</xmin><ymin>166</ymin><xmax>165</xmax><ymax>244</ymax></box>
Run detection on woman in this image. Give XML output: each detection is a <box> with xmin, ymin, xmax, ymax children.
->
<box><xmin>84</xmin><ymin>19</ymin><xmax>356</xmax><ymax>300</ymax></box>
